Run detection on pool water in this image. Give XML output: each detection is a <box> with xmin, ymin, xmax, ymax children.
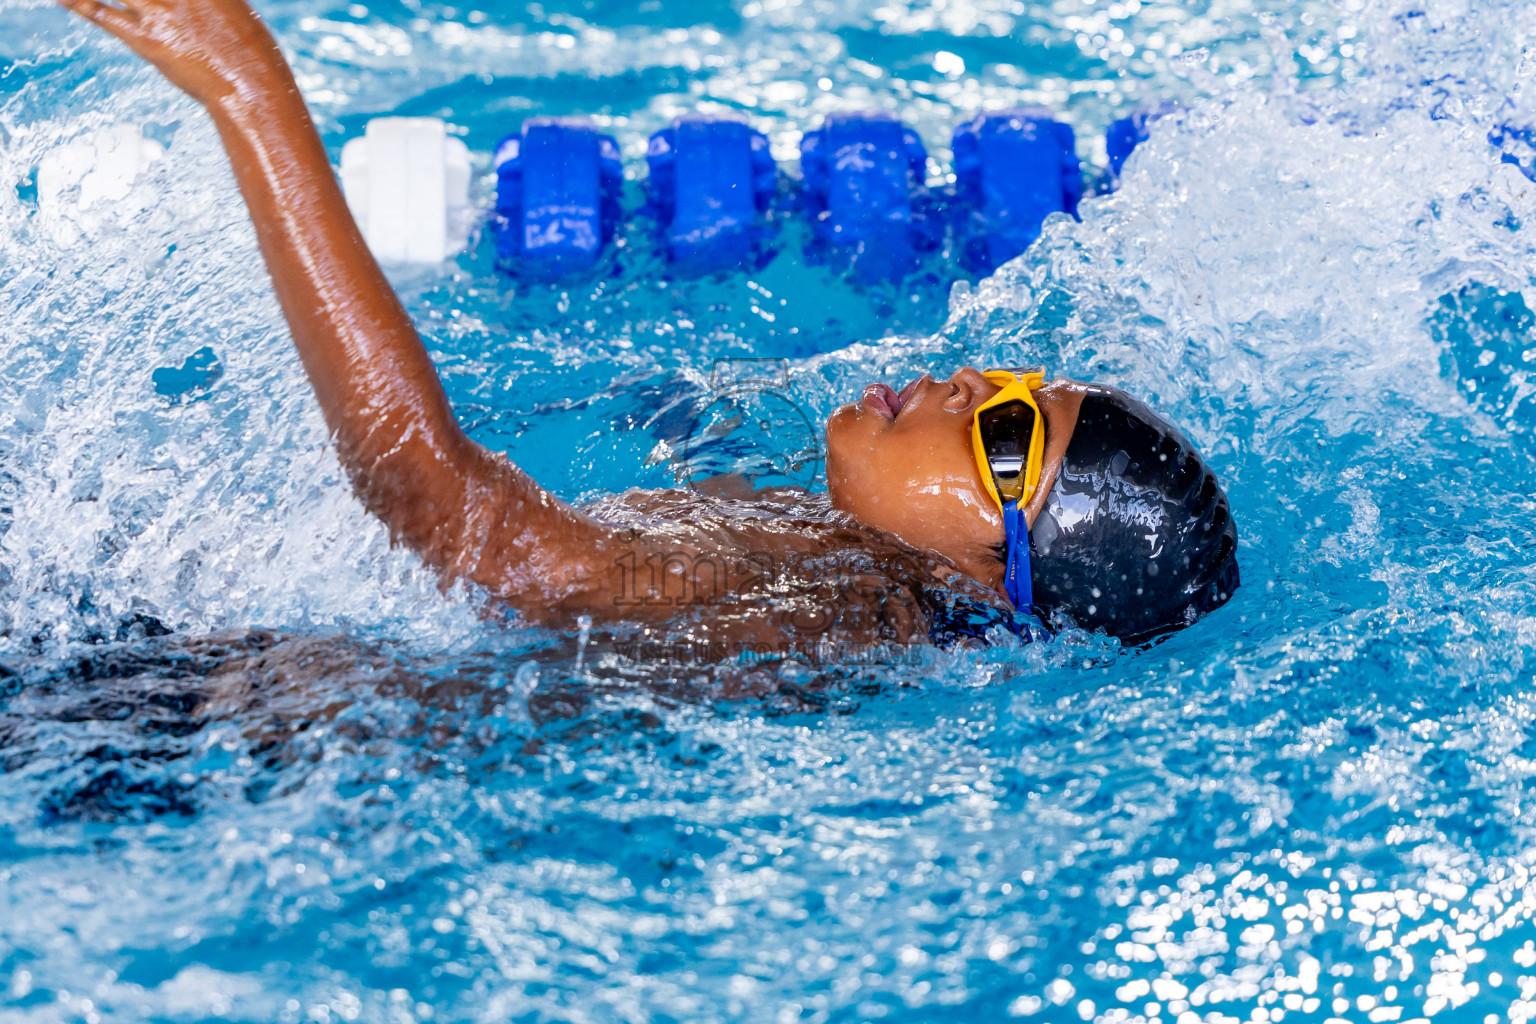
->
<box><xmin>4</xmin><ymin>0</ymin><xmax>1536</xmax><ymax>1020</ymax></box>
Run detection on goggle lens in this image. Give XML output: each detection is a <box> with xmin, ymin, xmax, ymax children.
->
<box><xmin>977</xmin><ymin>399</ymin><xmax>1039</xmax><ymax>504</ymax></box>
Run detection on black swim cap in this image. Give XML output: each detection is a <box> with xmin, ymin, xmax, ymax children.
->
<box><xmin>1027</xmin><ymin>385</ymin><xmax>1239</xmax><ymax>642</ymax></box>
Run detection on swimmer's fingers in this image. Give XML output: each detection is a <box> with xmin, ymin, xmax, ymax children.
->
<box><xmin>56</xmin><ymin>0</ymin><xmax>142</xmax><ymax>40</ymax></box>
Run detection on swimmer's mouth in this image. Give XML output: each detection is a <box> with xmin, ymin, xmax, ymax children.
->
<box><xmin>861</xmin><ymin>376</ymin><xmax>926</xmax><ymax>421</ymax></box>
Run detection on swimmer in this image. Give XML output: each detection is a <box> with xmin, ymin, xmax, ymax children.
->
<box><xmin>58</xmin><ymin>0</ymin><xmax>1238</xmax><ymax>652</ymax></box>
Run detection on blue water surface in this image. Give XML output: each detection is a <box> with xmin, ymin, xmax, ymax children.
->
<box><xmin>3</xmin><ymin>0</ymin><xmax>1536</xmax><ymax>1021</ymax></box>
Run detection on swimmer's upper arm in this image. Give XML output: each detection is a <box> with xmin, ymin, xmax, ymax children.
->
<box><xmin>209</xmin><ymin>65</ymin><xmax>621</xmax><ymax>599</ymax></box>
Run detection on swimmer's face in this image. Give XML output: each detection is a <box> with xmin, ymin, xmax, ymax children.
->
<box><xmin>825</xmin><ymin>368</ymin><xmax>1006</xmax><ymax>588</ymax></box>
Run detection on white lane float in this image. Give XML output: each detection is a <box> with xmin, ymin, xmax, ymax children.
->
<box><xmin>339</xmin><ymin>116</ymin><xmax>473</xmax><ymax>264</ymax></box>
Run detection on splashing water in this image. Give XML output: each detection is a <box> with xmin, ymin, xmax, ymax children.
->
<box><xmin>3</xmin><ymin>0</ymin><xmax>1536</xmax><ymax>1020</ymax></box>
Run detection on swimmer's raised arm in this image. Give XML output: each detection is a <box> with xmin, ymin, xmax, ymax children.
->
<box><xmin>59</xmin><ymin>0</ymin><xmax>629</xmax><ymax>612</ymax></box>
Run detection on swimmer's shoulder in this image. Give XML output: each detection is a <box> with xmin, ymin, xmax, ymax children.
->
<box><xmin>590</xmin><ymin>481</ymin><xmax>830</xmax><ymax>525</ymax></box>
<box><xmin>574</xmin><ymin>484</ymin><xmax>1028</xmax><ymax>649</ymax></box>
<box><xmin>644</xmin><ymin>474</ymin><xmax>815</xmax><ymax>510</ymax></box>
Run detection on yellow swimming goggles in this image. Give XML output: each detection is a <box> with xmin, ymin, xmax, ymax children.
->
<box><xmin>970</xmin><ymin>367</ymin><xmax>1047</xmax><ymax>607</ymax></box>
<box><xmin>971</xmin><ymin>367</ymin><xmax>1048</xmax><ymax>509</ymax></box>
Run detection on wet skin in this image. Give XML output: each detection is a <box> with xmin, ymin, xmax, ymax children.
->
<box><xmin>57</xmin><ymin>0</ymin><xmax>1083</xmax><ymax>648</ymax></box>
<box><xmin>826</xmin><ymin>371</ymin><xmax>1088</xmax><ymax>593</ymax></box>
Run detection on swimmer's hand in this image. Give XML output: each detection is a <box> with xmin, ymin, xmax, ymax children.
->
<box><xmin>57</xmin><ymin>0</ymin><xmax>289</xmax><ymax>108</ymax></box>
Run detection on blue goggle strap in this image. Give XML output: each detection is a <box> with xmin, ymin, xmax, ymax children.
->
<box><xmin>1002</xmin><ymin>498</ymin><xmax>1033</xmax><ymax>610</ymax></box>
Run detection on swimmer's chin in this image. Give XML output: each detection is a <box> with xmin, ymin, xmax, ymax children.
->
<box><xmin>823</xmin><ymin>398</ymin><xmax>873</xmax><ymax>438</ymax></box>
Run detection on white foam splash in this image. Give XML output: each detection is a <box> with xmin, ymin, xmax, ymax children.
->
<box><xmin>0</xmin><ymin>72</ymin><xmax>482</xmax><ymax>652</ymax></box>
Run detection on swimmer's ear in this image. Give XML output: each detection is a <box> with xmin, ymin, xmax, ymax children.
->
<box><xmin>57</xmin><ymin>0</ymin><xmax>141</xmax><ymax>41</ymax></box>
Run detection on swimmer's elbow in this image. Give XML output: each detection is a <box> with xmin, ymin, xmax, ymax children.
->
<box><xmin>348</xmin><ymin>438</ymin><xmax>609</xmax><ymax>605</ymax></box>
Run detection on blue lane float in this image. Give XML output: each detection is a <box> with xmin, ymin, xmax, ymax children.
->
<box><xmin>1105</xmin><ymin>112</ymin><xmax>1151</xmax><ymax>180</ymax></box>
<box><xmin>1103</xmin><ymin>104</ymin><xmax>1179</xmax><ymax>188</ymax></box>
<box><xmin>799</xmin><ymin>111</ymin><xmax>936</xmax><ymax>282</ymax></box>
<box><xmin>352</xmin><ymin>106</ymin><xmax>1175</xmax><ymax>279</ymax></box>
<box><xmin>645</xmin><ymin>115</ymin><xmax>777</xmax><ymax>275</ymax></box>
<box><xmin>492</xmin><ymin>117</ymin><xmax>622</xmax><ymax>277</ymax></box>
<box><xmin>952</xmin><ymin>109</ymin><xmax>1081</xmax><ymax>274</ymax></box>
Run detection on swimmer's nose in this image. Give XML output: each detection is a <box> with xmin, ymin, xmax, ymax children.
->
<box><xmin>942</xmin><ymin>367</ymin><xmax>994</xmax><ymax>414</ymax></box>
